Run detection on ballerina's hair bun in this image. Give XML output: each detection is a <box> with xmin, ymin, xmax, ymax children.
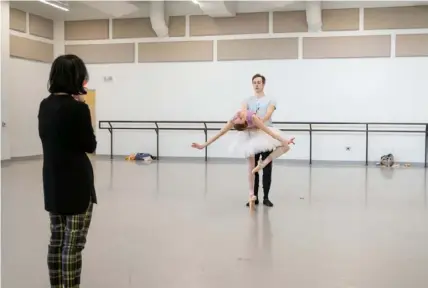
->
<box><xmin>233</xmin><ymin>122</ymin><xmax>248</xmax><ymax>131</ymax></box>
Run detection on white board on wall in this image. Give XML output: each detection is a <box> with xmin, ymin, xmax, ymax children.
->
<box><xmin>89</xmin><ymin>57</ymin><xmax>428</xmax><ymax>123</ymax></box>
<box><xmin>87</xmin><ymin>57</ymin><xmax>428</xmax><ymax>162</ymax></box>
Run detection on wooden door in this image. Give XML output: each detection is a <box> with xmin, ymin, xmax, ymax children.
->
<box><xmin>85</xmin><ymin>90</ymin><xmax>96</xmax><ymax>155</ymax></box>
<box><xmin>85</xmin><ymin>89</ymin><xmax>96</xmax><ymax>128</ymax></box>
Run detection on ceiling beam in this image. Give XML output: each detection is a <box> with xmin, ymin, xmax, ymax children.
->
<box><xmin>198</xmin><ymin>1</ymin><xmax>236</xmax><ymax>18</ymax></box>
<box><xmin>306</xmin><ymin>1</ymin><xmax>322</xmax><ymax>32</ymax></box>
<box><xmin>270</xmin><ymin>1</ymin><xmax>298</xmax><ymax>9</ymax></box>
<box><xmin>150</xmin><ymin>0</ymin><xmax>169</xmax><ymax>37</ymax></box>
<box><xmin>83</xmin><ymin>1</ymin><xmax>139</xmax><ymax>18</ymax></box>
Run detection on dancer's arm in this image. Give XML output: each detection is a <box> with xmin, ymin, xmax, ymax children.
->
<box><xmin>262</xmin><ymin>105</ymin><xmax>275</xmax><ymax>122</ymax></box>
<box><xmin>252</xmin><ymin>115</ymin><xmax>292</xmax><ymax>145</ymax></box>
<box><xmin>241</xmin><ymin>99</ymin><xmax>249</xmax><ymax>119</ymax></box>
<box><xmin>262</xmin><ymin>99</ymin><xmax>276</xmax><ymax>122</ymax></box>
<box><xmin>192</xmin><ymin>121</ymin><xmax>234</xmax><ymax>149</ymax></box>
<box><xmin>241</xmin><ymin>102</ymin><xmax>248</xmax><ymax>119</ymax></box>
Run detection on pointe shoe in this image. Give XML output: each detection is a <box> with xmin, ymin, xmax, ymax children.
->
<box><xmin>249</xmin><ymin>195</ymin><xmax>257</xmax><ymax>210</ymax></box>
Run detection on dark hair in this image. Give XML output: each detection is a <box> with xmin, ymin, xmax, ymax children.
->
<box><xmin>252</xmin><ymin>73</ymin><xmax>266</xmax><ymax>84</ymax></box>
<box><xmin>48</xmin><ymin>54</ymin><xmax>89</xmax><ymax>95</ymax></box>
<box><xmin>234</xmin><ymin>122</ymin><xmax>248</xmax><ymax>131</ymax></box>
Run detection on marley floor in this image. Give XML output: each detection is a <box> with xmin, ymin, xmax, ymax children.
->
<box><xmin>2</xmin><ymin>158</ymin><xmax>428</xmax><ymax>288</ymax></box>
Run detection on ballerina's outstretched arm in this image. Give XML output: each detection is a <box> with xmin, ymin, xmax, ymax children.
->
<box><xmin>191</xmin><ymin>121</ymin><xmax>234</xmax><ymax>150</ymax></box>
<box><xmin>251</xmin><ymin>115</ymin><xmax>295</xmax><ymax>145</ymax></box>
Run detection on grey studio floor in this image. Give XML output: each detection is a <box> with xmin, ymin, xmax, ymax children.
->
<box><xmin>2</xmin><ymin>157</ymin><xmax>428</xmax><ymax>288</ymax></box>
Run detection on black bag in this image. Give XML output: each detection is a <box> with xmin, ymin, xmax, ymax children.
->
<box><xmin>380</xmin><ymin>154</ymin><xmax>394</xmax><ymax>167</ymax></box>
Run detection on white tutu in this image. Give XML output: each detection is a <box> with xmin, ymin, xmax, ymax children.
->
<box><xmin>229</xmin><ymin>127</ymin><xmax>283</xmax><ymax>157</ymax></box>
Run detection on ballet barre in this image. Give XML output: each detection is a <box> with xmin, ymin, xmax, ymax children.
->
<box><xmin>98</xmin><ymin>120</ymin><xmax>428</xmax><ymax>167</ymax></box>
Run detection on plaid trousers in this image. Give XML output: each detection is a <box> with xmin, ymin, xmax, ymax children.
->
<box><xmin>48</xmin><ymin>203</ymin><xmax>93</xmax><ymax>288</ymax></box>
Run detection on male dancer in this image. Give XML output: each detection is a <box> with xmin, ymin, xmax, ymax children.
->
<box><xmin>242</xmin><ymin>74</ymin><xmax>276</xmax><ymax>207</ymax></box>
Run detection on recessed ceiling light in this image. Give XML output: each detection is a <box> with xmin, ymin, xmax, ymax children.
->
<box><xmin>192</xmin><ymin>0</ymin><xmax>199</xmax><ymax>4</ymax></box>
<box><xmin>38</xmin><ymin>0</ymin><xmax>69</xmax><ymax>12</ymax></box>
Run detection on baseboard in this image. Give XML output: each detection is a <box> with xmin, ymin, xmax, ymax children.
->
<box><xmin>93</xmin><ymin>155</ymin><xmax>426</xmax><ymax>168</ymax></box>
<box><xmin>2</xmin><ymin>154</ymin><xmax>425</xmax><ymax>168</ymax></box>
<box><xmin>1</xmin><ymin>154</ymin><xmax>43</xmax><ymax>165</ymax></box>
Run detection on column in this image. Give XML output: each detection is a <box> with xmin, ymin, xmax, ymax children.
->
<box><xmin>1</xmin><ymin>1</ymin><xmax>11</xmax><ymax>160</ymax></box>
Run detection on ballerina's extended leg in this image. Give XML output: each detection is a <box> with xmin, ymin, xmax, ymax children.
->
<box><xmin>248</xmin><ymin>156</ymin><xmax>257</xmax><ymax>210</ymax></box>
<box><xmin>252</xmin><ymin>145</ymin><xmax>290</xmax><ymax>174</ymax></box>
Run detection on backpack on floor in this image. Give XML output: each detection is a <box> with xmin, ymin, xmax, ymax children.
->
<box><xmin>135</xmin><ymin>153</ymin><xmax>155</xmax><ymax>161</ymax></box>
<box><xmin>380</xmin><ymin>154</ymin><xmax>394</xmax><ymax>167</ymax></box>
<box><xmin>125</xmin><ymin>153</ymin><xmax>156</xmax><ymax>162</ymax></box>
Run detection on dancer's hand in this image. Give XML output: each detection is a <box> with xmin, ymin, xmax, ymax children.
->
<box><xmin>191</xmin><ymin>143</ymin><xmax>205</xmax><ymax>149</ymax></box>
<box><xmin>288</xmin><ymin>137</ymin><xmax>295</xmax><ymax>145</ymax></box>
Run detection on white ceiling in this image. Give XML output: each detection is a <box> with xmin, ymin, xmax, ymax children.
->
<box><xmin>9</xmin><ymin>1</ymin><xmax>428</xmax><ymax>21</ymax></box>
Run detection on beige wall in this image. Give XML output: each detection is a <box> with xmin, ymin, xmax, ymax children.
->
<box><xmin>11</xmin><ymin>6</ymin><xmax>428</xmax><ymax>64</ymax></box>
<box><xmin>9</xmin><ymin>8</ymin><xmax>54</xmax><ymax>62</ymax></box>
<box><xmin>63</xmin><ymin>6</ymin><xmax>428</xmax><ymax>64</ymax></box>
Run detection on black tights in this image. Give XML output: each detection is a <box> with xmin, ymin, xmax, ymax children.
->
<box><xmin>253</xmin><ymin>150</ymin><xmax>273</xmax><ymax>200</ymax></box>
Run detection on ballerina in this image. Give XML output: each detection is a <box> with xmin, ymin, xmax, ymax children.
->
<box><xmin>191</xmin><ymin>110</ymin><xmax>294</xmax><ymax>209</ymax></box>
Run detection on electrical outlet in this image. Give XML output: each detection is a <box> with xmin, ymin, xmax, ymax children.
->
<box><xmin>103</xmin><ymin>76</ymin><xmax>113</xmax><ymax>82</ymax></box>
<box><xmin>346</xmin><ymin>146</ymin><xmax>351</xmax><ymax>151</ymax></box>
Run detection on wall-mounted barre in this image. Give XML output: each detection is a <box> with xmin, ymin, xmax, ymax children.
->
<box><xmin>98</xmin><ymin>120</ymin><xmax>428</xmax><ymax>167</ymax></box>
